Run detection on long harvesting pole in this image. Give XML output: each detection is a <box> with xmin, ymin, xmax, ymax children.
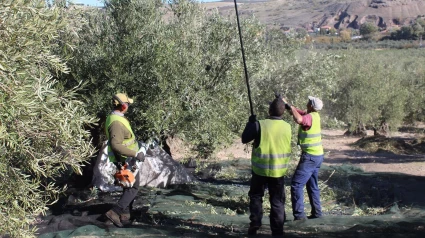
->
<box><xmin>233</xmin><ymin>0</ymin><xmax>254</xmax><ymax>116</ymax></box>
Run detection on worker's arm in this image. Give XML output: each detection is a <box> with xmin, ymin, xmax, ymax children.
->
<box><xmin>242</xmin><ymin>114</ymin><xmax>261</xmax><ymax>148</ymax></box>
<box><xmin>242</xmin><ymin>121</ymin><xmax>259</xmax><ymax>144</ymax></box>
<box><xmin>288</xmin><ymin>106</ymin><xmax>305</xmax><ymax>125</ymax></box>
<box><xmin>282</xmin><ymin>98</ymin><xmax>312</xmax><ymax>127</ymax></box>
<box><xmin>108</xmin><ymin>121</ymin><xmax>138</xmax><ymax>157</ymax></box>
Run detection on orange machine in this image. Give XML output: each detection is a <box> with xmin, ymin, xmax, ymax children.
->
<box><xmin>114</xmin><ymin>163</ymin><xmax>139</xmax><ymax>188</ymax></box>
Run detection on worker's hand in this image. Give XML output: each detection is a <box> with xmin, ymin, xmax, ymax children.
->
<box><xmin>116</xmin><ymin>162</ymin><xmax>123</xmax><ymax>170</ymax></box>
<box><xmin>135</xmin><ymin>151</ymin><xmax>145</xmax><ymax>162</ymax></box>
<box><xmin>146</xmin><ymin>148</ymin><xmax>155</xmax><ymax>156</ymax></box>
<box><xmin>285</xmin><ymin>103</ymin><xmax>292</xmax><ymax>110</ymax></box>
<box><xmin>249</xmin><ymin>114</ymin><xmax>257</xmax><ymax>123</ymax></box>
<box><xmin>281</xmin><ymin>97</ymin><xmax>291</xmax><ymax>110</ymax></box>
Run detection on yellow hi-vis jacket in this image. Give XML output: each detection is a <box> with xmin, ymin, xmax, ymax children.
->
<box><xmin>105</xmin><ymin>114</ymin><xmax>139</xmax><ymax>162</ymax></box>
<box><xmin>251</xmin><ymin>119</ymin><xmax>292</xmax><ymax>178</ymax></box>
<box><xmin>298</xmin><ymin>112</ymin><xmax>323</xmax><ymax>156</ymax></box>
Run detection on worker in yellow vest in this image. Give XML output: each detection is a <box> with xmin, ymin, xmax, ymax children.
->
<box><xmin>104</xmin><ymin>93</ymin><xmax>145</xmax><ymax>227</ymax></box>
<box><xmin>242</xmin><ymin>96</ymin><xmax>292</xmax><ymax>237</ymax></box>
<box><xmin>283</xmin><ymin>96</ymin><xmax>324</xmax><ymax>221</ymax></box>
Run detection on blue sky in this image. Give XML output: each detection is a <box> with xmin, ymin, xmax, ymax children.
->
<box><xmin>73</xmin><ymin>0</ymin><xmax>222</xmax><ymax>6</ymax></box>
<box><xmin>72</xmin><ymin>0</ymin><xmax>103</xmax><ymax>6</ymax></box>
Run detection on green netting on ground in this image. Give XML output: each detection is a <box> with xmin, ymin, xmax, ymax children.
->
<box><xmin>37</xmin><ymin>163</ymin><xmax>425</xmax><ymax>238</ymax></box>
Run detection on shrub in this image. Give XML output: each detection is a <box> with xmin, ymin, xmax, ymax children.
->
<box><xmin>360</xmin><ymin>22</ymin><xmax>378</xmax><ymax>36</ymax></box>
<box><xmin>339</xmin><ymin>30</ymin><xmax>351</xmax><ymax>42</ymax></box>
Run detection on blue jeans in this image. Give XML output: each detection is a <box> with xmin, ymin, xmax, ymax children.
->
<box><xmin>291</xmin><ymin>152</ymin><xmax>324</xmax><ymax>219</ymax></box>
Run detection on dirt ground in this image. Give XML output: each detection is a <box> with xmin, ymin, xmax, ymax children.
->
<box><xmin>171</xmin><ymin>128</ymin><xmax>425</xmax><ymax>177</ymax></box>
<box><xmin>321</xmin><ymin>129</ymin><xmax>425</xmax><ymax>176</ymax></box>
<box><xmin>191</xmin><ymin>128</ymin><xmax>425</xmax><ymax>177</ymax></box>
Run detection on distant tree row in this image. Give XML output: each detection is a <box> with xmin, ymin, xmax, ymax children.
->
<box><xmin>389</xmin><ymin>20</ymin><xmax>425</xmax><ymax>40</ymax></box>
<box><xmin>327</xmin><ymin>49</ymin><xmax>425</xmax><ymax>133</ymax></box>
<box><xmin>308</xmin><ymin>17</ymin><xmax>425</xmax><ymax>43</ymax></box>
<box><xmin>354</xmin><ymin>18</ymin><xmax>425</xmax><ymax>40</ymax></box>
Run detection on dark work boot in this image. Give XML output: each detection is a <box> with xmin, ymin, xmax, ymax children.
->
<box><xmin>293</xmin><ymin>216</ymin><xmax>307</xmax><ymax>222</ymax></box>
<box><xmin>105</xmin><ymin>209</ymin><xmax>123</xmax><ymax>228</ymax></box>
<box><xmin>248</xmin><ymin>226</ymin><xmax>260</xmax><ymax>235</ymax></box>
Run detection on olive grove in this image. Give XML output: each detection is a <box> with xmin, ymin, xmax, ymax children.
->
<box><xmin>2</xmin><ymin>0</ymin><xmax>425</xmax><ymax>237</ymax></box>
<box><xmin>57</xmin><ymin>0</ymin><xmax>344</xmax><ymax>156</ymax></box>
<box><xmin>328</xmin><ymin>49</ymin><xmax>425</xmax><ymax>134</ymax></box>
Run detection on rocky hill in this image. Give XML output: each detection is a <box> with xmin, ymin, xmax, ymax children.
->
<box><xmin>207</xmin><ymin>0</ymin><xmax>425</xmax><ymax>30</ymax></box>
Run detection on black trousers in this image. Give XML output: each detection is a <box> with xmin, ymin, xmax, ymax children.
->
<box><xmin>113</xmin><ymin>172</ymin><xmax>140</xmax><ymax>214</ymax></box>
<box><xmin>249</xmin><ymin>172</ymin><xmax>286</xmax><ymax>235</ymax></box>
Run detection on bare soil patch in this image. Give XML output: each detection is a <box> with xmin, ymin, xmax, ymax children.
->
<box><xmin>322</xmin><ymin>129</ymin><xmax>425</xmax><ymax>177</ymax></box>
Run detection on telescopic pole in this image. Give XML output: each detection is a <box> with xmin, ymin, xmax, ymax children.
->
<box><xmin>233</xmin><ymin>0</ymin><xmax>254</xmax><ymax>116</ymax></box>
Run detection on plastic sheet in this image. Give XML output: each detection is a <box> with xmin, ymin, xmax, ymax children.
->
<box><xmin>92</xmin><ymin>141</ymin><xmax>195</xmax><ymax>191</ymax></box>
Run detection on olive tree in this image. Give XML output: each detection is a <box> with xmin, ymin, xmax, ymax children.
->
<box><xmin>398</xmin><ymin>50</ymin><xmax>425</xmax><ymax>123</ymax></box>
<box><xmin>251</xmin><ymin>43</ymin><xmax>342</xmax><ymax>118</ymax></box>
<box><xmin>57</xmin><ymin>0</ymin><xmax>344</xmax><ymax>158</ymax></box>
<box><xmin>329</xmin><ymin>49</ymin><xmax>410</xmax><ymax>133</ymax></box>
<box><xmin>59</xmin><ymin>0</ymin><xmax>269</xmax><ymax>158</ymax></box>
<box><xmin>0</xmin><ymin>0</ymin><xmax>96</xmax><ymax>236</ymax></box>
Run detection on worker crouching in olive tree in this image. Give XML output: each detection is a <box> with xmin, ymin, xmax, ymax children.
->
<box><xmin>242</xmin><ymin>96</ymin><xmax>292</xmax><ymax>237</ymax></box>
<box><xmin>104</xmin><ymin>93</ymin><xmax>146</xmax><ymax>227</ymax></box>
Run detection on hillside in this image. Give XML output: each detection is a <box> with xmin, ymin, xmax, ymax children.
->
<box><xmin>204</xmin><ymin>0</ymin><xmax>425</xmax><ymax>30</ymax></box>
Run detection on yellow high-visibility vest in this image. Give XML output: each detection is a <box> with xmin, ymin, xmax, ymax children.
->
<box><xmin>251</xmin><ymin>119</ymin><xmax>292</xmax><ymax>178</ymax></box>
<box><xmin>298</xmin><ymin>112</ymin><xmax>323</xmax><ymax>155</ymax></box>
<box><xmin>105</xmin><ymin>114</ymin><xmax>139</xmax><ymax>162</ymax></box>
